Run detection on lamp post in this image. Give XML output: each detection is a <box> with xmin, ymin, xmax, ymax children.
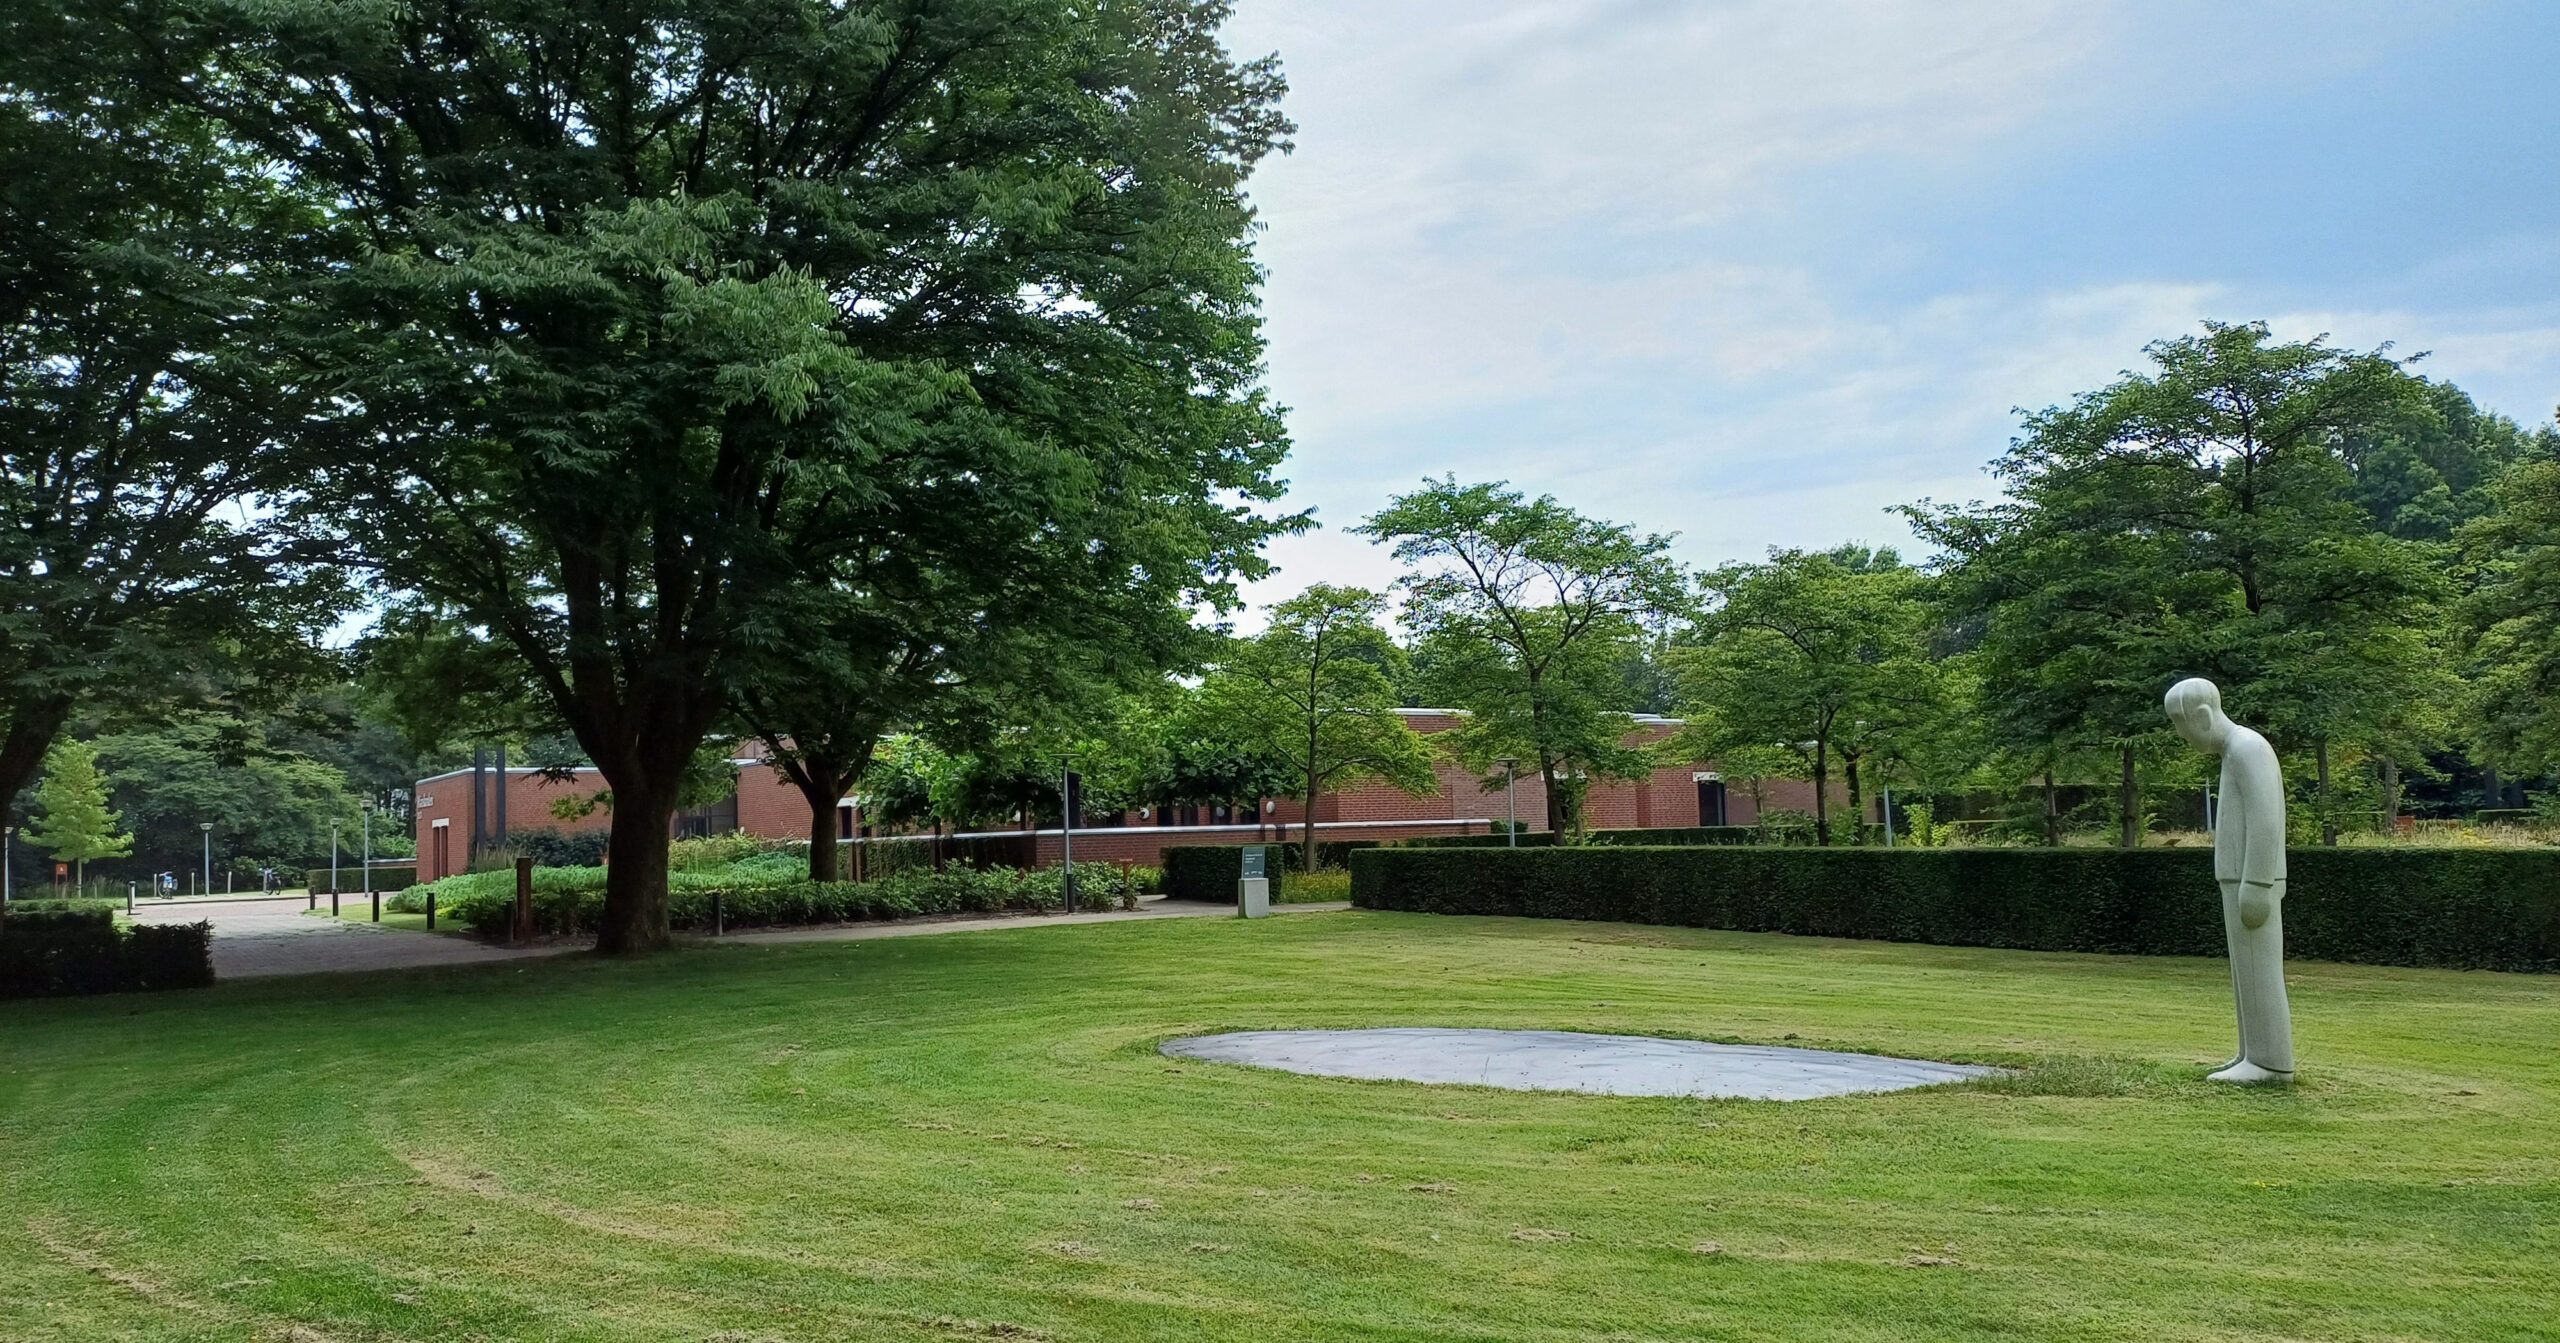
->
<box><xmin>330</xmin><ymin>819</ymin><xmax>341</xmax><ymax>903</ymax></box>
<box><xmin>1056</xmin><ymin>753</ymin><xmax>1079</xmax><ymax>914</ymax></box>
<box><xmin>1497</xmin><ymin>758</ymin><xmax>1519</xmax><ymax>847</ymax></box>
<box><xmin>361</xmin><ymin>800</ymin><xmax>375</xmax><ymax>922</ymax></box>
<box><xmin>3</xmin><ymin>824</ymin><xmax>13</xmax><ymax>907</ymax></box>
<box><xmin>199</xmin><ymin>822</ymin><xmax>212</xmax><ymax>899</ymax></box>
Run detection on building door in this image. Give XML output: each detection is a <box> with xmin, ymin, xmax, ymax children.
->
<box><xmin>1697</xmin><ymin>778</ymin><xmax>1728</xmax><ymax>827</ymax></box>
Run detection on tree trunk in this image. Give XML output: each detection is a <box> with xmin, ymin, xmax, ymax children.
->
<box><xmin>1844</xmin><ymin>752</ymin><xmax>1864</xmax><ymax>846</ymax></box>
<box><xmin>1303</xmin><ymin>776</ymin><xmax>1320</xmax><ymax>875</ymax></box>
<box><xmin>2042</xmin><ymin>767</ymin><xmax>2060</xmax><ymax>847</ymax></box>
<box><xmin>2317</xmin><ymin>740</ymin><xmax>2337</xmax><ymax>846</ymax></box>
<box><xmin>597</xmin><ymin>781</ymin><xmax>678</xmax><ymax>954</ymax></box>
<box><xmin>2117</xmin><ymin>744</ymin><xmax>2139</xmax><ymax>849</ymax></box>
<box><xmin>2379</xmin><ymin>757</ymin><xmax>2400</xmax><ymax>828</ymax></box>
<box><xmin>803</xmin><ymin>778</ymin><xmax>842</xmax><ymax>882</ymax></box>
<box><xmin>1812</xmin><ymin>740</ymin><xmax>1831</xmax><ymax>847</ymax></box>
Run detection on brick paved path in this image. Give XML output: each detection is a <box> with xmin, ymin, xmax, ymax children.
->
<box><xmin>123</xmin><ymin>895</ymin><xmax>1352</xmax><ymax>981</ymax></box>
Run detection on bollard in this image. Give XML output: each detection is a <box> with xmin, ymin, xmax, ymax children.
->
<box><xmin>308</xmin><ymin>887</ymin><xmax>315</xmax><ymax>912</ymax></box>
<box><xmin>426</xmin><ymin>892</ymin><xmax>436</xmax><ymax>930</ymax></box>
<box><xmin>331</xmin><ymin>886</ymin><xmax>340</xmax><ymax>917</ymax></box>
<box><xmin>513</xmin><ymin>856</ymin><xmax>533</xmax><ymax>944</ymax></box>
<box><xmin>371</xmin><ymin>887</ymin><xmax>380</xmax><ymax>922</ymax></box>
<box><xmin>713</xmin><ymin>892</ymin><xmax>724</xmax><ymax>938</ymax></box>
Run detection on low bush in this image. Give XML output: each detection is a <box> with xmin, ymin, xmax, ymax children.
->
<box><xmin>439</xmin><ymin>862</ymin><xmax>1142</xmax><ymax>937</ymax></box>
<box><xmin>3</xmin><ymin>898</ymin><xmax>122</xmax><ymax>914</ymax></box>
<box><xmin>511</xmin><ymin>828</ymin><xmax>611</xmax><ymax>869</ymax></box>
<box><xmin>122</xmin><ymin>923</ymin><xmax>216</xmax><ymax>990</ymax></box>
<box><xmin>0</xmin><ymin>908</ymin><xmax>213</xmax><ymax>998</ymax></box>
<box><xmin>1160</xmin><ymin>845</ymin><xmax>1286</xmax><ymax>904</ymax></box>
<box><xmin>1349</xmin><ymin>846</ymin><xmax>2560</xmax><ymax>973</ymax></box>
<box><xmin>1397</xmin><ymin>826</ymin><xmax>1762</xmax><ymax>850</ymax></box>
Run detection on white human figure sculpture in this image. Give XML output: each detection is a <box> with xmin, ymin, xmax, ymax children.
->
<box><xmin>2164</xmin><ymin>677</ymin><xmax>2294</xmax><ymax>1084</ymax></box>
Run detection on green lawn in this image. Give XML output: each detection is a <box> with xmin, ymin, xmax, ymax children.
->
<box><xmin>1</xmin><ymin>912</ymin><xmax>2553</xmax><ymax>1342</ymax></box>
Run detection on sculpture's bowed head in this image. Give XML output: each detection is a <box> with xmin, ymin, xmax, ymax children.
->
<box><xmin>2164</xmin><ymin>677</ymin><xmax>2230</xmax><ymax>752</ymax></box>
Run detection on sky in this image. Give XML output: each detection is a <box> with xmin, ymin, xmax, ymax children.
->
<box><xmin>1214</xmin><ymin>0</ymin><xmax>2560</xmax><ymax>610</ymax></box>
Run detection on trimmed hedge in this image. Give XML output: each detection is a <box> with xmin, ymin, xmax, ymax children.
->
<box><xmin>305</xmin><ymin>864</ymin><xmax>419</xmax><ymax>894</ymax></box>
<box><xmin>439</xmin><ymin>863</ymin><xmax>1140</xmax><ymax>937</ymax></box>
<box><xmin>0</xmin><ymin>908</ymin><xmax>214</xmax><ymax>998</ymax></box>
<box><xmin>1348</xmin><ymin>846</ymin><xmax>2560</xmax><ymax>973</ymax></box>
<box><xmin>1399</xmin><ymin>826</ymin><xmax>1764</xmax><ymax>850</ymax></box>
<box><xmin>1161</xmin><ymin>845</ymin><xmax>1286</xmax><ymax>904</ymax></box>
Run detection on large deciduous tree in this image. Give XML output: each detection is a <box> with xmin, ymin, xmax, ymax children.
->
<box><xmin>1911</xmin><ymin>322</ymin><xmax>2447</xmax><ymax>846</ymax></box>
<box><xmin>134</xmin><ymin>0</ymin><xmax>1293</xmax><ymax>949</ymax></box>
<box><xmin>2461</xmin><ymin>440</ymin><xmax>2560</xmax><ymax>776</ymax></box>
<box><xmin>1199</xmin><ymin>586</ymin><xmax>1439</xmax><ymax>862</ymax></box>
<box><xmin>1359</xmin><ymin>479</ymin><xmax>1684</xmax><ymax>837</ymax></box>
<box><xmin>0</xmin><ymin>15</ymin><xmax>342</xmax><ymax>822</ymax></box>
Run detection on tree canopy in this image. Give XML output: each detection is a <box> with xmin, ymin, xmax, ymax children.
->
<box><xmin>1359</xmin><ymin>478</ymin><xmax>1683</xmax><ymax>837</ymax></box>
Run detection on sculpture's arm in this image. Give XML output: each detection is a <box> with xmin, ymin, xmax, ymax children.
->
<box><xmin>2237</xmin><ymin>750</ymin><xmax>2285</xmax><ymax>930</ymax></box>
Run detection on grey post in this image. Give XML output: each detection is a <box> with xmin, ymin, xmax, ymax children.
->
<box><xmin>199</xmin><ymin>822</ymin><xmax>212</xmax><ymax>899</ymax></box>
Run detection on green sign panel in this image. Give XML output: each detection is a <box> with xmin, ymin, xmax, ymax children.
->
<box><xmin>1240</xmin><ymin>846</ymin><xmax>1267</xmax><ymax>880</ymax></box>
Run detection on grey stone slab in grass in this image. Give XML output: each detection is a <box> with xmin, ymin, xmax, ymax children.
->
<box><xmin>1160</xmin><ymin>1028</ymin><xmax>1997</xmax><ymax>1101</ymax></box>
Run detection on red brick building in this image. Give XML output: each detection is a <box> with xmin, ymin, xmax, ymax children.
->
<box><xmin>413</xmin><ymin>710</ymin><xmax>1830</xmax><ymax>880</ymax></box>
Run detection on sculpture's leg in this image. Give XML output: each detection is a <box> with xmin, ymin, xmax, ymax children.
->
<box><xmin>2210</xmin><ymin>906</ymin><xmax>2292</xmax><ymax>1084</ymax></box>
<box><xmin>2218</xmin><ymin>883</ymin><xmax>2249</xmax><ymax>1071</ymax></box>
<box><xmin>2237</xmin><ymin>907</ymin><xmax>2292</xmax><ymax>1074</ymax></box>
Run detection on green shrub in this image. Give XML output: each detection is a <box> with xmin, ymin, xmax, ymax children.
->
<box><xmin>0</xmin><ymin>909</ymin><xmax>213</xmax><ymax>997</ymax></box>
<box><xmin>1160</xmin><ymin>845</ymin><xmax>1286</xmax><ymax>904</ymax></box>
<box><xmin>1396</xmin><ymin>826</ymin><xmax>1761</xmax><ymax>850</ymax></box>
<box><xmin>1348</xmin><ymin>846</ymin><xmax>2560</xmax><ymax>973</ymax></box>
<box><xmin>438</xmin><ymin>862</ymin><xmax>1141</xmax><ymax>937</ymax></box>
<box><xmin>122</xmin><ymin>923</ymin><xmax>215</xmax><ymax>990</ymax></box>
<box><xmin>511</xmin><ymin>828</ymin><xmax>610</xmax><ymax>868</ymax></box>
<box><xmin>3</xmin><ymin>898</ymin><xmax>122</xmax><ymax>914</ymax></box>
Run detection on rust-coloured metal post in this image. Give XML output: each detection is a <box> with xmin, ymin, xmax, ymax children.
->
<box><xmin>513</xmin><ymin>855</ymin><xmax>533</xmax><ymax>944</ymax></box>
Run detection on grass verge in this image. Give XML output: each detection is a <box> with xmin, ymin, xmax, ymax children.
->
<box><xmin>2</xmin><ymin>912</ymin><xmax>2554</xmax><ymax>1341</ymax></box>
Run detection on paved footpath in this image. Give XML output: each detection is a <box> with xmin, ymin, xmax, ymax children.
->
<box><xmin>126</xmin><ymin>894</ymin><xmax>1351</xmax><ymax>981</ymax></box>
<box><xmin>128</xmin><ymin>896</ymin><xmax>563</xmax><ymax>980</ymax></box>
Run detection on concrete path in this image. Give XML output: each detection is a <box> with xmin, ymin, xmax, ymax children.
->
<box><xmin>129</xmin><ymin>897</ymin><xmax>563</xmax><ymax>980</ymax></box>
<box><xmin>124</xmin><ymin>895</ymin><xmax>1354</xmax><ymax>981</ymax></box>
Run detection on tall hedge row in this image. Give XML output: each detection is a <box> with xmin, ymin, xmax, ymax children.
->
<box><xmin>1348</xmin><ymin>846</ymin><xmax>2560</xmax><ymax>972</ymax></box>
<box><xmin>0</xmin><ymin>908</ymin><xmax>216</xmax><ymax>998</ymax></box>
<box><xmin>1396</xmin><ymin>826</ymin><xmax>1763</xmax><ymax>850</ymax></box>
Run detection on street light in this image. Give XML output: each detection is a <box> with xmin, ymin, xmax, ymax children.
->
<box><xmin>330</xmin><ymin>818</ymin><xmax>341</xmax><ymax>904</ymax></box>
<box><xmin>199</xmin><ymin>822</ymin><xmax>212</xmax><ymax>899</ymax></box>
<box><xmin>3</xmin><ymin>824</ymin><xmax>14</xmax><ymax>907</ymax></box>
<box><xmin>1496</xmin><ymin>759</ymin><xmax>1519</xmax><ymax>848</ymax></box>
<box><xmin>361</xmin><ymin>800</ymin><xmax>375</xmax><ymax>922</ymax></box>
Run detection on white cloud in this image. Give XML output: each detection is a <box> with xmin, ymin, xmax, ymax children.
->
<box><xmin>1217</xmin><ymin>0</ymin><xmax>2560</xmax><ymax>613</ymax></box>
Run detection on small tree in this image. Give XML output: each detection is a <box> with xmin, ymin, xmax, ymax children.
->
<box><xmin>1359</xmin><ymin>479</ymin><xmax>1685</xmax><ymax>837</ymax></box>
<box><xmin>1681</xmin><ymin>547</ymin><xmax>1942</xmax><ymax>846</ymax></box>
<box><xmin>1201</xmin><ymin>586</ymin><xmax>1440</xmax><ymax>864</ymax></box>
<box><xmin>25</xmin><ymin>738</ymin><xmax>133</xmax><ymax>889</ymax></box>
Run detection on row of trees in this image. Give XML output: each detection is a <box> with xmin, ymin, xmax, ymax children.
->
<box><xmin>1164</xmin><ymin>326</ymin><xmax>2560</xmax><ymax>854</ymax></box>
